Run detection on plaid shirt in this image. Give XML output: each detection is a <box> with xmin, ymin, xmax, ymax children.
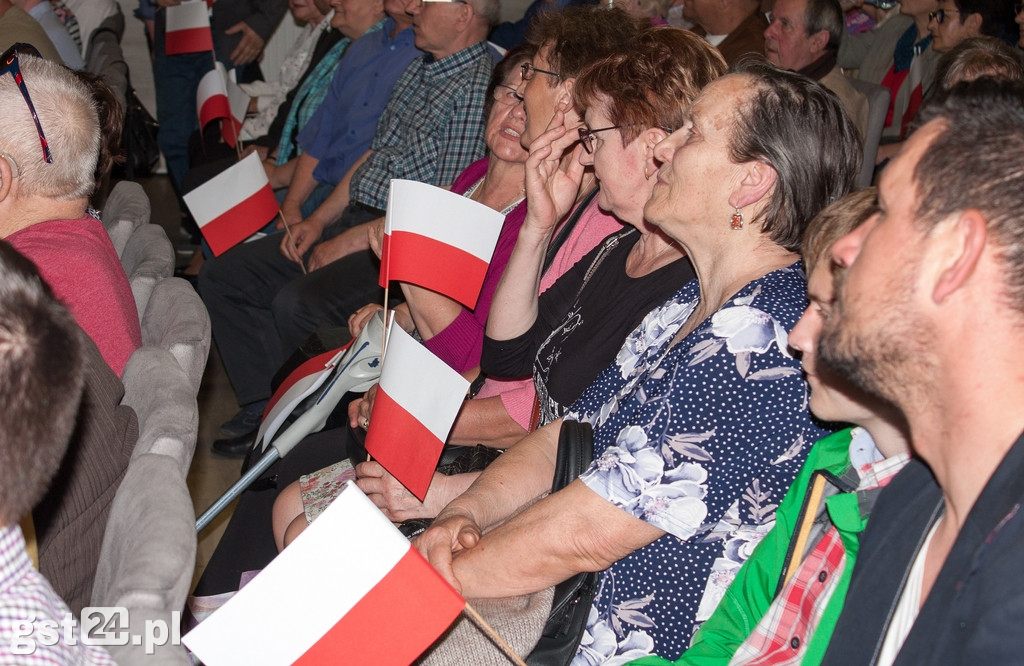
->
<box><xmin>0</xmin><ymin>525</ymin><xmax>114</xmax><ymax>665</ymax></box>
<box><xmin>729</xmin><ymin>452</ymin><xmax>911</xmax><ymax>665</ymax></box>
<box><xmin>350</xmin><ymin>41</ymin><xmax>496</xmax><ymax>211</ymax></box>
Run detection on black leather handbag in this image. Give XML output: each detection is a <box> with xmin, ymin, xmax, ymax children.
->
<box><xmin>526</xmin><ymin>420</ymin><xmax>599</xmax><ymax>665</ymax></box>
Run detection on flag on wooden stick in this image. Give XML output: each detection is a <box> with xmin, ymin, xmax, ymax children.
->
<box><xmin>182</xmin><ymin>152</ymin><xmax>278</xmax><ymax>256</ymax></box>
<box><xmin>182</xmin><ymin>482</ymin><xmax>466</xmax><ymax>665</ymax></box>
<box><xmin>365</xmin><ymin>318</ymin><xmax>470</xmax><ymax>501</ymax></box>
<box><xmin>379</xmin><ymin>179</ymin><xmax>506</xmax><ymax>309</ymax></box>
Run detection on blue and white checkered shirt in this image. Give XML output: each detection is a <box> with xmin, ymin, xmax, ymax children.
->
<box><xmin>350</xmin><ymin>40</ymin><xmax>498</xmax><ymax>211</ymax></box>
<box><xmin>0</xmin><ymin>525</ymin><xmax>114</xmax><ymax>664</ymax></box>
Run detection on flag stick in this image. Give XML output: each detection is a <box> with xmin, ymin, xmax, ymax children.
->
<box><xmin>463</xmin><ymin>603</ymin><xmax>529</xmax><ymax>666</ymax></box>
<box><xmin>278</xmin><ymin>210</ymin><xmax>308</xmax><ymax>274</ymax></box>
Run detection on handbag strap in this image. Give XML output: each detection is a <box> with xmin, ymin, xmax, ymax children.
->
<box><xmin>551</xmin><ymin>420</ymin><xmax>593</xmax><ymax>493</ymax></box>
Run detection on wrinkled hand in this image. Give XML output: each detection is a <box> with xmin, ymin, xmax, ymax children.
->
<box><xmin>308</xmin><ymin>232</ymin><xmax>357</xmax><ymax>271</ymax></box>
<box><xmin>414</xmin><ymin>510</ymin><xmax>482</xmax><ymax>592</ymax></box>
<box><xmin>279</xmin><ymin>217</ymin><xmax>324</xmax><ymax>263</ymax></box>
<box><xmin>226</xmin><ymin>21</ymin><xmax>265</xmax><ymax>67</ymax></box>
<box><xmin>367</xmin><ymin>218</ymin><xmax>385</xmax><ymax>259</ymax></box>
<box><xmin>355</xmin><ymin>462</ymin><xmax>449</xmax><ymax>521</ymax></box>
<box><xmin>524</xmin><ymin>101</ymin><xmax>586</xmax><ymax>235</ymax></box>
<box><xmin>348</xmin><ymin>384</ymin><xmax>378</xmax><ymax>429</ymax></box>
<box><xmin>348</xmin><ymin>303</ymin><xmax>385</xmax><ymax>338</ymax></box>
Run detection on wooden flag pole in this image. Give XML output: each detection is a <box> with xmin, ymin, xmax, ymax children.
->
<box><xmin>277</xmin><ymin>210</ymin><xmax>308</xmax><ymax>274</ymax></box>
<box><xmin>463</xmin><ymin>603</ymin><xmax>529</xmax><ymax>666</ymax></box>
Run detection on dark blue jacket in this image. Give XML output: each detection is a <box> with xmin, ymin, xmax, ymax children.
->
<box><xmin>821</xmin><ymin>431</ymin><xmax>1024</xmax><ymax>664</ymax></box>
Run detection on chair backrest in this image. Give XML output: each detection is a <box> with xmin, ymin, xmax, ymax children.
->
<box><xmin>90</xmin><ymin>452</ymin><xmax>195</xmax><ymax>666</ymax></box>
<box><xmin>120</xmin><ymin>347</ymin><xmax>198</xmax><ymax>475</ymax></box>
<box><xmin>102</xmin><ymin>181</ymin><xmax>151</xmax><ymax>257</ymax></box>
<box><xmin>122</xmin><ymin>224</ymin><xmax>175</xmax><ymax>321</ymax></box>
<box><xmin>83</xmin><ymin>4</ymin><xmax>128</xmax><ymax>111</ymax></box>
<box><xmin>142</xmin><ymin>278</ymin><xmax>212</xmax><ymax>396</ymax></box>
<box><xmin>848</xmin><ymin>77</ymin><xmax>891</xmax><ymax>189</ymax></box>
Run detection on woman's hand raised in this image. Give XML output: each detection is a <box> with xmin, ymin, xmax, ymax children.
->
<box><xmin>523</xmin><ymin>101</ymin><xmax>587</xmax><ymax>238</ymax></box>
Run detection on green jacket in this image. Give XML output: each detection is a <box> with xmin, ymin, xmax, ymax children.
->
<box><xmin>631</xmin><ymin>428</ymin><xmax>868</xmax><ymax>666</ymax></box>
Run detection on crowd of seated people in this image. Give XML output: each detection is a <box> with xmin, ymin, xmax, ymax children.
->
<box><xmin>1</xmin><ymin>0</ymin><xmax>1024</xmax><ymax>663</ymax></box>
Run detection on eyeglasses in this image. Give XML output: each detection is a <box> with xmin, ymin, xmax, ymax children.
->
<box><xmin>521</xmin><ymin>63</ymin><xmax>561</xmax><ymax>82</ymax></box>
<box><xmin>492</xmin><ymin>84</ymin><xmax>523</xmax><ymax>105</ymax></box>
<box><xmin>578</xmin><ymin>125</ymin><xmax>625</xmax><ymax>153</ymax></box>
<box><xmin>0</xmin><ymin>44</ymin><xmax>52</xmax><ymax>164</ymax></box>
<box><xmin>927</xmin><ymin>8</ymin><xmax>961</xmax><ymax>24</ymax></box>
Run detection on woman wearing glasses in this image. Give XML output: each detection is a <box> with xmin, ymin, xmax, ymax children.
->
<box><xmin>419</xmin><ymin>61</ymin><xmax>862</xmax><ymax>663</ymax></box>
<box><xmin>482</xmin><ymin>27</ymin><xmax>722</xmax><ymax>427</ymax></box>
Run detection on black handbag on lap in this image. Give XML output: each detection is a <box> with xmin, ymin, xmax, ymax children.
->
<box><xmin>526</xmin><ymin>420</ymin><xmax>599</xmax><ymax>665</ymax></box>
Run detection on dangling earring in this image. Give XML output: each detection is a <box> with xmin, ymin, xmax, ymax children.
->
<box><xmin>730</xmin><ymin>207</ymin><xmax>744</xmax><ymax>231</ymax></box>
<box><xmin>644</xmin><ymin>166</ymin><xmax>651</xmax><ymax>181</ymax></box>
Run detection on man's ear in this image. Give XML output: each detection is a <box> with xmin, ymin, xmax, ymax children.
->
<box><xmin>0</xmin><ymin>156</ymin><xmax>14</xmax><ymax>203</ymax></box>
<box><xmin>809</xmin><ymin>29</ymin><xmax>829</xmax><ymax>56</ymax></box>
<box><xmin>963</xmin><ymin>12</ymin><xmax>983</xmax><ymax>37</ymax></box>
<box><xmin>729</xmin><ymin>160</ymin><xmax>777</xmax><ymax>211</ymax></box>
<box><xmin>932</xmin><ymin>209</ymin><xmax>987</xmax><ymax>304</ymax></box>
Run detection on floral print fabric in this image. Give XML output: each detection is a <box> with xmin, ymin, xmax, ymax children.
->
<box><xmin>570</xmin><ymin>264</ymin><xmax>829</xmax><ymax>664</ymax></box>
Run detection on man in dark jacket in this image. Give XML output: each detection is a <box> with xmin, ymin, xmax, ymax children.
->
<box><xmin>818</xmin><ymin>77</ymin><xmax>1024</xmax><ymax>665</ymax></box>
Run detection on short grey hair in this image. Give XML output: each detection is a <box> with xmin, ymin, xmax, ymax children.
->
<box><xmin>804</xmin><ymin>0</ymin><xmax>844</xmax><ymax>53</ymax></box>
<box><xmin>468</xmin><ymin>0</ymin><xmax>500</xmax><ymax>27</ymax></box>
<box><xmin>0</xmin><ymin>54</ymin><xmax>99</xmax><ymax>200</ymax></box>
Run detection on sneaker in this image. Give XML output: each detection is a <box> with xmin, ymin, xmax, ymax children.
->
<box><xmin>219</xmin><ymin>402</ymin><xmax>266</xmax><ymax>438</ymax></box>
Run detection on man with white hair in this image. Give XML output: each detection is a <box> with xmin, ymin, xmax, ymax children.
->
<box><xmin>764</xmin><ymin>0</ymin><xmax>869</xmax><ymax>137</ymax></box>
<box><xmin>0</xmin><ymin>47</ymin><xmax>140</xmax><ymax>376</ymax></box>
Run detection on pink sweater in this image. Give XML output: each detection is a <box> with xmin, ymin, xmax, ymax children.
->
<box><xmin>8</xmin><ymin>217</ymin><xmax>142</xmax><ymax>375</ymax></box>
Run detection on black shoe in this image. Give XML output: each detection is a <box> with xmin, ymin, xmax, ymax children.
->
<box><xmin>211</xmin><ymin>428</ymin><xmax>257</xmax><ymax>458</ymax></box>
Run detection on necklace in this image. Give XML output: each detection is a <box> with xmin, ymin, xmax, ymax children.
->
<box><xmin>464</xmin><ymin>178</ymin><xmax>525</xmax><ymax>215</ymax></box>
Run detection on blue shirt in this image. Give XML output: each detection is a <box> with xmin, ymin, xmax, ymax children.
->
<box><xmin>297</xmin><ymin>19</ymin><xmax>420</xmax><ymax>187</ymax></box>
<box><xmin>349</xmin><ymin>41</ymin><xmax>498</xmax><ymax>211</ymax></box>
<box><xmin>567</xmin><ymin>264</ymin><xmax>828</xmax><ymax>664</ymax></box>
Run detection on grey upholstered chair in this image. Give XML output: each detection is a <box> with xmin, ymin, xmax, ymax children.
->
<box><xmin>101</xmin><ymin>180</ymin><xmax>151</xmax><ymax>257</ymax></box>
<box><xmin>120</xmin><ymin>347</ymin><xmax>198</xmax><ymax>476</ymax></box>
<box><xmin>141</xmin><ymin>277</ymin><xmax>212</xmax><ymax>396</ymax></box>
<box><xmin>848</xmin><ymin>77</ymin><xmax>891</xmax><ymax>189</ymax></box>
<box><xmin>121</xmin><ymin>224</ymin><xmax>175</xmax><ymax>321</ymax></box>
<box><xmin>90</xmin><ymin>452</ymin><xmax>196</xmax><ymax>666</ymax></box>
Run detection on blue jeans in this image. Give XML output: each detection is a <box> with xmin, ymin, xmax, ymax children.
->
<box><xmin>152</xmin><ymin>51</ymin><xmax>212</xmax><ymax>190</ymax></box>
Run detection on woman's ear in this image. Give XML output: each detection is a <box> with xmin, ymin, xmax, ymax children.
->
<box><xmin>729</xmin><ymin>160</ymin><xmax>777</xmax><ymax>211</ymax></box>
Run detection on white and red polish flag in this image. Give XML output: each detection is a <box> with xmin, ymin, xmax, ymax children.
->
<box><xmin>165</xmin><ymin>0</ymin><xmax>213</xmax><ymax>55</ymax></box>
<box><xmin>182</xmin><ymin>482</ymin><xmax>465</xmax><ymax>665</ymax></box>
<box><xmin>365</xmin><ymin>318</ymin><xmax>470</xmax><ymax>501</ymax></box>
<box><xmin>379</xmin><ymin>179</ymin><xmax>505</xmax><ymax>309</ymax></box>
<box><xmin>182</xmin><ymin>152</ymin><xmax>279</xmax><ymax>256</ymax></box>
<box><xmin>196</xmin><ymin>63</ymin><xmax>247</xmax><ymax>147</ymax></box>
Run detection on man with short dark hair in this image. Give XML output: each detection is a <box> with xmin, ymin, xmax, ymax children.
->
<box><xmin>0</xmin><ymin>240</ymin><xmax>115</xmax><ymax>664</ymax></box>
<box><xmin>764</xmin><ymin>0</ymin><xmax>869</xmax><ymax>136</ymax></box>
<box><xmin>928</xmin><ymin>0</ymin><xmax>1018</xmax><ymax>53</ymax></box>
<box><xmin>818</xmin><ymin>78</ymin><xmax>1024</xmax><ymax>664</ymax></box>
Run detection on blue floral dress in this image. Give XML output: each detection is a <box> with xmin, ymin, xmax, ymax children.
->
<box><xmin>567</xmin><ymin>263</ymin><xmax>830</xmax><ymax>664</ymax></box>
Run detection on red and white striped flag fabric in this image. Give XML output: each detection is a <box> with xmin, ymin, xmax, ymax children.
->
<box><xmin>165</xmin><ymin>0</ymin><xmax>213</xmax><ymax>55</ymax></box>
<box><xmin>197</xmin><ymin>63</ymin><xmax>246</xmax><ymax>147</ymax></box>
<box><xmin>182</xmin><ymin>152</ymin><xmax>279</xmax><ymax>256</ymax></box>
<box><xmin>365</xmin><ymin>319</ymin><xmax>470</xmax><ymax>501</ymax></box>
<box><xmin>255</xmin><ymin>345</ymin><xmax>350</xmax><ymax>452</ymax></box>
<box><xmin>197</xmin><ymin>63</ymin><xmax>230</xmax><ymax>130</ymax></box>
<box><xmin>379</xmin><ymin>179</ymin><xmax>505</xmax><ymax>309</ymax></box>
<box><xmin>182</xmin><ymin>482</ymin><xmax>465</xmax><ymax>665</ymax></box>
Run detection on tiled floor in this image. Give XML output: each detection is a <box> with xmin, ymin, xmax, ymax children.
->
<box><xmin>135</xmin><ymin>174</ymin><xmax>242</xmax><ymax>588</ymax></box>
